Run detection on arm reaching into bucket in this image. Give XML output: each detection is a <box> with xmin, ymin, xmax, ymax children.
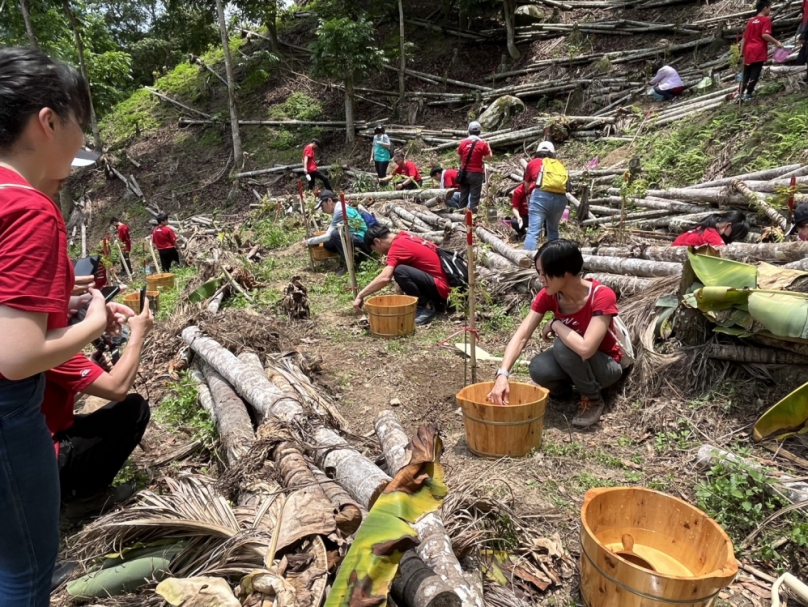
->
<box><xmin>354</xmin><ymin>265</ymin><xmax>395</xmax><ymax>313</ymax></box>
<box><xmin>487</xmin><ymin>310</ymin><xmax>543</xmax><ymax>406</ymax></box>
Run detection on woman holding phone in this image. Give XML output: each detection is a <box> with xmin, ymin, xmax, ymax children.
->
<box><xmin>0</xmin><ymin>47</ymin><xmax>129</xmax><ymax>604</ymax></box>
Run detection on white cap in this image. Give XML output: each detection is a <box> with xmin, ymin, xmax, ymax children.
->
<box><xmin>537</xmin><ymin>141</ymin><xmax>556</xmax><ymax>154</ymax></box>
<box><xmin>468</xmin><ymin>121</ymin><xmax>482</xmax><ymax>133</ymax></box>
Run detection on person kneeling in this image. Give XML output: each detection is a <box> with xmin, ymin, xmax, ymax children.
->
<box><xmin>353</xmin><ymin>225</ymin><xmax>451</xmax><ymax>326</ymax></box>
<box><xmin>43</xmin><ymin>299</ymin><xmax>154</xmax><ymax>519</ymax></box>
<box><xmin>303</xmin><ymin>190</ymin><xmax>369</xmax><ymax>275</ymax></box>
<box><xmin>487</xmin><ymin>239</ymin><xmax>626</xmax><ymax>428</ymax></box>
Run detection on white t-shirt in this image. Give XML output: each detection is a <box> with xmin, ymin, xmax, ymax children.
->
<box><xmin>650</xmin><ymin>66</ymin><xmax>684</xmax><ymax>91</ymax></box>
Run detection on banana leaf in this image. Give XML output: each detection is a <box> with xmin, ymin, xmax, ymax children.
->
<box><xmin>324</xmin><ymin>425</ymin><xmax>447</xmax><ymax>607</ymax></box>
<box><xmin>688</xmin><ymin>251</ymin><xmax>757</xmax><ymax>289</ymax></box>
<box><xmin>188</xmin><ymin>278</ymin><xmax>223</xmax><ymax>303</ymax></box>
<box><xmin>757</xmin><ymin>262</ymin><xmax>808</xmax><ymax>290</ymax></box>
<box><xmin>747</xmin><ymin>292</ymin><xmax>808</xmax><ymax>340</ymax></box>
<box><xmin>694</xmin><ymin>287</ymin><xmax>751</xmax><ymax>312</ymax></box>
<box><xmin>753</xmin><ymin>381</ymin><xmax>808</xmax><ymax>442</ymax></box>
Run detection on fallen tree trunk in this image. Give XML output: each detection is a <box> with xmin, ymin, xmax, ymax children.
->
<box><xmin>375</xmin><ymin>410</ymin><xmax>411</xmax><ymax>473</ymax></box>
<box><xmin>732</xmin><ymin>180</ymin><xmax>789</xmax><ymax>231</ymax></box>
<box><xmin>475</xmin><ymin>227</ymin><xmax>532</xmax><ymax>268</ymax></box>
<box><xmin>583</xmin><ymin>273</ymin><xmax>660</xmax><ymax>297</ymax></box>
<box><xmin>640</xmin><ymin>188</ymin><xmax>746</xmax><ymax>205</ymax></box>
<box><xmin>708</xmin><ymin>343</ymin><xmax>808</xmax><ymax>365</ymax></box>
<box><xmin>684</xmin><ymin>164</ymin><xmax>803</xmax><ymax>189</ymax></box>
<box><xmin>582</xmin><ymin>255</ymin><xmax>682</xmax><ymax>277</ymax></box>
<box><xmin>393</xmin><ymin>206</ymin><xmax>434</xmax><ymax>232</ymax></box>
<box><xmin>582</xmin><ymin>241</ymin><xmax>808</xmax><ymax>263</ymax></box>
<box><xmin>200</xmin><ymin>360</ymin><xmax>254</xmax><ymax>465</ymax></box>
<box><xmin>479</xmin><ymin>248</ymin><xmax>518</xmax><ymax>271</ymax></box>
<box><xmin>580</xmin><ymin>209</ymin><xmax>672</xmax><ymax>226</ymax></box>
<box><xmin>348</xmin><ymin>189</ymin><xmax>450</xmax><ymax>203</ymax></box>
<box><xmin>308</xmin><ymin>464</ymin><xmax>364</xmax><ymax>535</ymax></box>
<box><xmin>595</xmin><ymin>195</ymin><xmax>706</xmax><ymax>214</ymax></box>
<box><xmin>189</xmin><ymin>362</ymin><xmax>217</xmax><ymax>424</ymax></box>
<box><xmin>391</xmin><ymin>551</ymin><xmax>462</xmax><ymax>607</ymax></box>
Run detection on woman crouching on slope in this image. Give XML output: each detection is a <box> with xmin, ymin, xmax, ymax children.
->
<box><xmin>671</xmin><ymin>210</ymin><xmax>749</xmax><ymax>247</ymax></box>
<box><xmin>487</xmin><ymin>239</ymin><xmax>627</xmax><ymax>428</ymax></box>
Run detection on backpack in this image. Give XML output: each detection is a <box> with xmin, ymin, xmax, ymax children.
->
<box><xmin>359</xmin><ymin>209</ymin><xmax>378</xmax><ymax>228</ymax></box>
<box><xmin>436</xmin><ymin>248</ymin><xmax>469</xmax><ymax>290</ymax></box>
<box><xmin>537</xmin><ymin>158</ymin><xmax>569</xmax><ymax>194</ymax></box>
<box><xmin>593</xmin><ymin>285</ymin><xmax>635</xmax><ymax>369</ymax></box>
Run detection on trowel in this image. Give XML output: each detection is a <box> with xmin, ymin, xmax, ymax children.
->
<box><xmin>454</xmin><ymin>343</ymin><xmax>528</xmax><ymax>366</ymax></box>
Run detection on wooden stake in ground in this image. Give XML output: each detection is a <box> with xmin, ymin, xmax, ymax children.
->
<box><xmin>115</xmin><ymin>241</ymin><xmax>134</xmax><ymax>282</ymax></box>
<box><xmin>147</xmin><ymin>237</ymin><xmax>160</xmax><ymax>274</ymax></box>
<box><xmin>340</xmin><ymin>192</ymin><xmax>358</xmax><ymax>296</ymax></box>
<box><xmin>466</xmin><ymin>209</ymin><xmax>478</xmax><ymax>385</ymax></box>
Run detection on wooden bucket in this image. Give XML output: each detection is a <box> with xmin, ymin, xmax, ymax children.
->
<box><xmin>580</xmin><ymin>487</ymin><xmax>738</xmax><ymax>607</ymax></box>
<box><xmin>456</xmin><ymin>381</ymin><xmax>548</xmax><ymax>458</ymax></box>
<box><xmin>122</xmin><ymin>291</ymin><xmax>160</xmax><ymax>315</ymax></box>
<box><xmin>146</xmin><ymin>272</ymin><xmax>175</xmax><ymax>291</ymax></box>
<box><xmin>308</xmin><ymin>232</ymin><xmax>339</xmax><ymax>262</ymax></box>
<box><xmin>365</xmin><ymin>295</ymin><xmax>418</xmax><ymax>338</ymax></box>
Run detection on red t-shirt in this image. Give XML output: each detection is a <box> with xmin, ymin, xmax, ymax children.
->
<box><xmin>43</xmin><ymin>353</ymin><xmax>104</xmax><ymax>453</ymax></box>
<box><xmin>524</xmin><ymin>158</ymin><xmax>544</xmax><ymax>191</ymax></box>
<box><xmin>530</xmin><ymin>280</ymin><xmax>622</xmax><ymax>362</ymax></box>
<box><xmin>442</xmin><ymin>169</ymin><xmax>459</xmax><ymax>188</ymax></box>
<box><xmin>152</xmin><ymin>225</ymin><xmax>177</xmax><ymax>250</ymax></box>
<box><xmin>512</xmin><ymin>184</ymin><xmax>529</xmax><ymax>216</ymax></box>
<box><xmin>386</xmin><ymin>232</ymin><xmax>450</xmax><ymax>299</ymax></box>
<box><xmin>0</xmin><ymin>168</ymin><xmax>74</xmax><ymax>380</ymax></box>
<box><xmin>671</xmin><ymin>227</ymin><xmax>725</xmax><ymax>247</ymax></box>
<box><xmin>117</xmin><ymin>223</ymin><xmax>132</xmax><ymax>252</ymax></box>
<box><xmin>303</xmin><ymin>144</ymin><xmax>317</xmax><ymax>173</ymax></box>
<box><xmin>803</xmin><ymin>0</ymin><xmax>808</xmax><ymax>28</ymax></box>
<box><xmin>393</xmin><ymin>161</ymin><xmax>422</xmax><ymax>182</ymax></box>
<box><xmin>457</xmin><ymin>138</ymin><xmax>492</xmax><ymax>174</ymax></box>
<box><xmin>743</xmin><ymin>15</ymin><xmax>773</xmax><ymax>64</ymax></box>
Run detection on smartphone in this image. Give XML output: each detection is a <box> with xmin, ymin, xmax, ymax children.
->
<box><xmin>139</xmin><ymin>286</ymin><xmax>147</xmax><ymax>312</ymax></box>
<box><xmin>73</xmin><ymin>256</ymin><xmax>99</xmax><ymax>278</ymax></box>
<box><xmin>101</xmin><ymin>286</ymin><xmax>120</xmax><ymax>302</ymax></box>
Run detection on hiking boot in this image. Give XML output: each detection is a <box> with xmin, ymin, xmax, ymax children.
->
<box><xmin>64</xmin><ymin>482</ymin><xmax>135</xmax><ymax>520</ymax></box>
<box><xmin>335</xmin><ymin>266</ymin><xmax>348</xmax><ymax>277</ymax></box>
<box><xmin>572</xmin><ymin>396</ymin><xmax>605</xmax><ymax>428</ymax></box>
<box><xmin>415</xmin><ymin>306</ymin><xmax>437</xmax><ymax>326</ymax></box>
<box><xmin>742</xmin><ymin>93</ymin><xmax>753</xmax><ymax>102</ymax></box>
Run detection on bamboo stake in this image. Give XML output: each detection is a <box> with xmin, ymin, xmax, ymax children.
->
<box><xmin>145</xmin><ymin>87</ymin><xmax>211</xmax><ymax>119</ymax></box>
<box><xmin>147</xmin><ymin>237</ymin><xmax>160</xmax><ymax>273</ymax></box>
<box><xmin>80</xmin><ymin>221</ymin><xmax>87</xmax><ymax>257</ymax></box>
<box><xmin>115</xmin><ymin>241</ymin><xmax>134</xmax><ymax>282</ymax></box>
<box><xmin>466</xmin><ymin>209</ymin><xmax>477</xmax><ymax>385</ymax></box>
<box><xmin>340</xmin><ymin>192</ymin><xmax>358</xmax><ymax>297</ymax></box>
<box><xmin>222</xmin><ymin>266</ymin><xmax>253</xmax><ymax>302</ymax></box>
<box><xmin>732</xmin><ymin>180</ymin><xmax>789</xmax><ymax>230</ymax></box>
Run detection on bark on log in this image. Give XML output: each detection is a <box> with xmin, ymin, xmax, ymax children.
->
<box><xmin>391</xmin><ymin>551</ymin><xmax>462</xmax><ymax>607</ymax></box>
<box><xmin>479</xmin><ymin>248</ymin><xmax>518</xmax><ymax>271</ymax></box>
<box><xmin>685</xmin><ymin>164</ymin><xmax>803</xmax><ymax>189</ymax></box>
<box><xmin>347</xmin><ymin>189</ymin><xmax>451</xmax><ymax>203</ymax></box>
<box><xmin>732</xmin><ymin>180</ymin><xmax>789</xmax><ymax>231</ymax></box>
<box><xmin>580</xmin><ymin>209</ymin><xmax>672</xmax><ymax>226</ymax></box>
<box><xmin>189</xmin><ymin>362</ymin><xmax>217</xmax><ymax>424</ymax></box>
<box><xmin>475</xmin><ymin>227</ymin><xmax>532</xmax><ymax>267</ymax></box>
<box><xmin>583</xmin><ymin>241</ymin><xmax>808</xmax><ymax>263</ymax></box>
<box><xmin>640</xmin><ymin>188</ymin><xmax>746</xmax><ymax>205</ymax></box>
<box><xmin>200</xmin><ymin>360</ymin><xmax>254</xmax><ymax>465</ymax></box>
<box><xmin>375</xmin><ymin>410</ymin><xmax>411</xmax><ymax>474</ymax></box>
<box><xmin>393</xmin><ymin>207</ymin><xmax>434</xmax><ymax>232</ymax></box>
<box><xmin>308</xmin><ymin>465</ymin><xmax>364</xmax><ymax>536</ymax></box>
<box><xmin>582</xmin><ymin>255</ymin><xmax>682</xmax><ymax>277</ymax></box>
<box><xmin>583</xmin><ymin>273</ymin><xmax>660</xmax><ymax>297</ymax></box>
<box><xmin>708</xmin><ymin>343</ymin><xmax>808</xmax><ymax>365</ymax></box>
<box><xmin>595</xmin><ymin>195</ymin><xmax>706</xmax><ymax>214</ymax></box>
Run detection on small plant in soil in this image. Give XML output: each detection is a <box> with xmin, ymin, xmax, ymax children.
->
<box><xmin>155</xmin><ymin>371</ymin><xmax>216</xmax><ymax>447</ymax></box>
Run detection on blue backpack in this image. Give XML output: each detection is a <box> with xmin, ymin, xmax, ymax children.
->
<box><xmin>359</xmin><ymin>210</ymin><xmax>378</xmax><ymax>228</ymax></box>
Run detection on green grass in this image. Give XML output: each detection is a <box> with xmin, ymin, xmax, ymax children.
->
<box><xmin>156</xmin><ymin>266</ymin><xmax>198</xmax><ymax>320</ymax></box>
<box><xmin>154</xmin><ymin>371</ymin><xmax>216</xmax><ymax>446</ymax></box>
<box><xmin>99</xmin><ymin>88</ymin><xmax>164</xmax><ymax>146</ymax></box>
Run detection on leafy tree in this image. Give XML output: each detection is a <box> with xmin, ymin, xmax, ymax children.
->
<box><xmin>235</xmin><ymin>0</ymin><xmax>279</xmax><ymax>52</ymax></box>
<box><xmin>310</xmin><ymin>16</ymin><xmax>384</xmax><ymax>145</ymax></box>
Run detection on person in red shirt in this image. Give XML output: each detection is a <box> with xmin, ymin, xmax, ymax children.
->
<box><xmin>487</xmin><ymin>239</ymin><xmax>625</xmax><ymax>428</ymax></box>
<box><xmin>739</xmin><ymin>0</ymin><xmax>782</xmax><ymax>100</ymax></box>
<box><xmin>302</xmin><ymin>138</ymin><xmax>332</xmax><ymax>191</ymax></box>
<box><xmin>672</xmin><ymin>211</ymin><xmax>749</xmax><ymax>247</ymax></box>
<box><xmin>430</xmin><ymin>166</ymin><xmax>461</xmax><ymax>208</ymax></box>
<box><xmin>111</xmin><ymin>217</ymin><xmax>132</xmax><ymax>275</ymax></box>
<box><xmin>510</xmin><ymin>183</ymin><xmax>530</xmax><ymax>236</ymax></box>
<box><xmin>381</xmin><ymin>152</ymin><xmax>423</xmax><ymax>190</ymax></box>
<box><xmin>152</xmin><ymin>213</ymin><xmax>180</xmax><ymax>272</ymax></box>
<box><xmin>45</xmin><ymin>300</ymin><xmax>153</xmax><ymax>519</ymax></box>
<box><xmin>456</xmin><ymin>121</ymin><xmax>493</xmax><ymax>211</ymax></box>
<box><xmin>354</xmin><ymin>225</ymin><xmax>450</xmax><ymax>325</ymax></box>
<box><xmin>0</xmin><ymin>47</ymin><xmax>121</xmax><ymax>604</ymax></box>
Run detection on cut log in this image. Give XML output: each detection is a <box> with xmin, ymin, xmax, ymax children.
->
<box><xmin>580</xmin><ymin>209</ymin><xmax>672</xmax><ymax>226</ymax></box>
<box><xmin>684</xmin><ymin>164</ymin><xmax>803</xmax><ymax>189</ymax></box>
<box><xmin>583</xmin><ymin>241</ymin><xmax>808</xmax><ymax>264</ymax></box>
<box><xmin>393</xmin><ymin>206</ymin><xmax>434</xmax><ymax>232</ymax></box>
<box><xmin>308</xmin><ymin>464</ymin><xmax>365</xmax><ymax>535</ymax></box>
<box><xmin>189</xmin><ymin>362</ymin><xmax>217</xmax><ymax>424</ymax></box>
<box><xmin>708</xmin><ymin>343</ymin><xmax>808</xmax><ymax>365</ymax></box>
<box><xmin>348</xmin><ymin>189</ymin><xmax>451</xmax><ymax>203</ymax></box>
<box><xmin>375</xmin><ymin>410</ymin><xmax>411</xmax><ymax>474</ymax></box>
<box><xmin>583</xmin><ymin>273</ymin><xmax>660</xmax><ymax>297</ymax></box>
<box><xmin>475</xmin><ymin>227</ymin><xmax>533</xmax><ymax>267</ymax></box>
<box><xmin>391</xmin><ymin>551</ymin><xmax>462</xmax><ymax>607</ymax></box>
<box><xmin>595</xmin><ymin>195</ymin><xmax>706</xmax><ymax>214</ymax></box>
<box><xmin>207</xmin><ymin>287</ymin><xmax>226</xmax><ymax>313</ymax></box>
<box><xmin>479</xmin><ymin>248</ymin><xmax>518</xmax><ymax>271</ymax></box>
<box><xmin>638</xmin><ymin>188</ymin><xmax>745</xmax><ymax>205</ymax></box>
<box><xmin>200</xmin><ymin>360</ymin><xmax>254</xmax><ymax>466</ymax></box>
<box><xmin>582</xmin><ymin>255</ymin><xmax>682</xmax><ymax>277</ymax></box>
<box><xmin>732</xmin><ymin>180</ymin><xmax>789</xmax><ymax>231</ymax></box>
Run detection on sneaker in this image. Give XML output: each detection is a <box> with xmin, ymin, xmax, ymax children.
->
<box><xmin>572</xmin><ymin>396</ymin><xmax>605</xmax><ymax>428</ymax></box>
<box><xmin>335</xmin><ymin>267</ymin><xmax>348</xmax><ymax>277</ymax></box>
<box><xmin>64</xmin><ymin>483</ymin><xmax>135</xmax><ymax>520</ymax></box>
<box><xmin>742</xmin><ymin>93</ymin><xmax>753</xmax><ymax>102</ymax></box>
<box><xmin>415</xmin><ymin>307</ymin><xmax>437</xmax><ymax>326</ymax></box>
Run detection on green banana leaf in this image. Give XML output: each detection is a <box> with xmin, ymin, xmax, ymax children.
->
<box><xmin>754</xmin><ymin>381</ymin><xmax>808</xmax><ymax>442</ymax></box>
<box><xmin>688</xmin><ymin>251</ymin><xmax>757</xmax><ymax>289</ymax></box>
<box><xmin>188</xmin><ymin>278</ymin><xmax>224</xmax><ymax>303</ymax></box>
<box><xmin>748</xmin><ymin>292</ymin><xmax>808</xmax><ymax>340</ymax></box>
<box><xmin>324</xmin><ymin>425</ymin><xmax>447</xmax><ymax>607</ymax></box>
<box><xmin>694</xmin><ymin>287</ymin><xmax>751</xmax><ymax>312</ymax></box>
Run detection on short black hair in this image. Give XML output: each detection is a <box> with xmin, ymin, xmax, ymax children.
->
<box><xmin>430</xmin><ymin>166</ymin><xmax>443</xmax><ymax>178</ymax></box>
<box><xmin>535</xmin><ymin>239</ymin><xmax>583</xmax><ymax>278</ymax></box>
<box><xmin>0</xmin><ymin>47</ymin><xmax>92</xmax><ymax>151</ymax></box>
<box><xmin>364</xmin><ymin>224</ymin><xmax>391</xmax><ymax>249</ymax></box>
<box><xmin>157</xmin><ymin>213</ymin><xmax>169</xmax><ymax>223</ymax></box>
<box><xmin>755</xmin><ymin>0</ymin><xmax>770</xmax><ymax>12</ymax></box>
<box><xmin>311</xmin><ymin>138</ymin><xmax>322</xmax><ymax>146</ymax></box>
<box><xmin>393</xmin><ymin>150</ymin><xmax>404</xmax><ymax>159</ymax></box>
<box><xmin>110</xmin><ymin>217</ymin><xmax>120</xmax><ymax>224</ymax></box>
<box><xmin>651</xmin><ymin>60</ymin><xmax>664</xmax><ymax>74</ymax></box>
<box><xmin>692</xmin><ymin>210</ymin><xmax>749</xmax><ymax>244</ymax></box>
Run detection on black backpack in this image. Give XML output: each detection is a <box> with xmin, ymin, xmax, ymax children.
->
<box><xmin>436</xmin><ymin>248</ymin><xmax>469</xmax><ymax>290</ymax></box>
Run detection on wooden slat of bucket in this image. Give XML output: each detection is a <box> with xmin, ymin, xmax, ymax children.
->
<box><xmin>146</xmin><ymin>272</ymin><xmax>175</xmax><ymax>290</ymax></box>
<box><xmin>456</xmin><ymin>381</ymin><xmax>548</xmax><ymax>458</ymax></box>
<box><xmin>579</xmin><ymin>487</ymin><xmax>738</xmax><ymax>607</ymax></box>
<box><xmin>308</xmin><ymin>231</ymin><xmax>340</xmax><ymax>262</ymax></box>
<box><xmin>365</xmin><ymin>295</ymin><xmax>418</xmax><ymax>339</ymax></box>
<box><xmin>122</xmin><ymin>291</ymin><xmax>160</xmax><ymax>315</ymax></box>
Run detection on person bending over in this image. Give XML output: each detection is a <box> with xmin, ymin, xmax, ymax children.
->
<box><xmin>510</xmin><ymin>183</ymin><xmax>530</xmax><ymax>237</ymax></box>
<box><xmin>487</xmin><ymin>240</ymin><xmax>625</xmax><ymax>428</ymax></box>
<box><xmin>354</xmin><ymin>225</ymin><xmax>451</xmax><ymax>326</ymax></box>
<box><xmin>303</xmin><ymin>190</ymin><xmax>369</xmax><ymax>273</ymax></box>
<box><xmin>457</xmin><ymin>121</ymin><xmax>493</xmax><ymax>211</ymax></box>
<box><xmin>370</xmin><ymin>126</ymin><xmax>392</xmax><ymax>179</ymax></box>
<box><xmin>152</xmin><ymin>213</ymin><xmax>179</xmax><ymax>272</ymax></box>
<box><xmin>303</xmin><ymin>138</ymin><xmax>332</xmax><ymax>190</ymax></box>
<box><xmin>430</xmin><ymin>166</ymin><xmax>461</xmax><ymax>208</ymax></box>
<box><xmin>671</xmin><ymin>211</ymin><xmax>749</xmax><ymax>247</ymax></box>
<box><xmin>44</xmin><ymin>299</ymin><xmax>154</xmax><ymax>519</ymax></box>
<box><xmin>110</xmin><ymin>217</ymin><xmax>132</xmax><ymax>275</ymax></box>
<box><xmin>788</xmin><ymin>204</ymin><xmax>808</xmax><ymax>241</ymax></box>
<box><xmin>380</xmin><ymin>152</ymin><xmax>423</xmax><ymax>190</ymax></box>
<box><xmin>648</xmin><ymin>62</ymin><xmax>685</xmax><ymax>101</ymax></box>
<box><xmin>739</xmin><ymin>0</ymin><xmax>782</xmax><ymax>100</ymax></box>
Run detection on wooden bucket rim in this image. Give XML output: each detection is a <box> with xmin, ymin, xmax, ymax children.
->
<box><xmin>365</xmin><ymin>294</ymin><xmax>418</xmax><ymax>308</ymax></box>
<box><xmin>580</xmin><ymin>487</ymin><xmax>738</xmax><ymax>584</ymax></box>
<box><xmin>457</xmin><ymin>380</ymin><xmax>549</xmax><ymax>413</ymax></box>
<box><xmin>148</xmin><ymin>273</ymin><xmax>174</xmax><ymax>279</ymax></box>
<box><xmin>123</xmin><ymin>291</ymin><xmax>159</xmax><ymax>300</ymax></box>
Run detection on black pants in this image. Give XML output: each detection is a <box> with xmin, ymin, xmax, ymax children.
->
<box><xmin>374</xmin><ymin>161</ymin><xmax>389</xmax><ymax>179</ymax></box>
<box><xmin>324</xmin><ymin>230</ymin><xmax>370</xmax><ymax>265</ymax></box>
<box><xmin>158</xmin><ymin>247</ymin><xmax>179</xmax><ymax>272</ymax></box>
<box><xmin>653</xmin><ymin>86</ymin><xmax>678</xmax><ymax>101</ymax></box>
<box><xmin>741</xmin><ymin>62</ymin><xmax>764</xmax><ymax>96</ymax></box>
<box><xmin>306</xmin><ymin>170</ymin><xmax>332</xmax><ymax>191</ymax></box>
<box><xmin>121</xmin><ymin>251</ymin><xmax>132</xmax><ymax>275</ymax></box>
<box><xmin>393</xmin><ymin>265</ymin><xmax>446</xmax><ymax>309</ymax></box>
<box><xmin>510</xmin><ymin>213</ymin><xmax>530</xmax><ymax>236</ymax></box>
<box><xmin>459</xmin><ymin>171</ymin><xmax>485</xmax><ymax>211</ymax></box>
<box><xmin>401</xmin><ymin>179</ymin><xmax>422</xmax><ymax>191</ymax></box>
<box><xmin>56</xmin><ymin>394</ymin><xmax>150</xmax><ymax>499</ymax></box>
